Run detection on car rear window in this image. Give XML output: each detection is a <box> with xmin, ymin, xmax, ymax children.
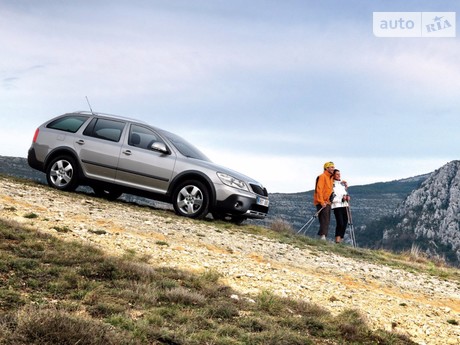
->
<box><xmin>47</xmin><ymin>115</ymin><xmax>89</xmax><ymax>133</ymax></box>
<box><xmin>83</xmin><ymin>118</ymin><xmax>126</xmax><ymax>142</ymax></box>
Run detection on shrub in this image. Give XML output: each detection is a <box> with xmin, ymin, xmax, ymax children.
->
<box><xmin>23</xmin><ymin>212</ymin><xmax>38</xmax><ymax>219</ymax></box>
<box><xmin>0</xmin><ymin>306</ymin><xmax>139</xmax><ymax>345</ymax></box>
<box><xmin>270</xmin><ymin>218</ymin><xmax>293</xmax><ymax>233</ymax></box>
<box><xmin>161</xmin><ymin>286</ymin><xmax>207</xmax><ymax>306</ymax></box>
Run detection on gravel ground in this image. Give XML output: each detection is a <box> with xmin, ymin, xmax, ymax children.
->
<box><xmin>1</xmin><ymin>177</ymin><xmax>460</xmax><ymax>345</ymax></box>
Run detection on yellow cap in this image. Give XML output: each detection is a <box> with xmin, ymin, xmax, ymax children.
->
<box><xmin>324</xmin><ymin>161</ymin><xmax>335</xmax><ymax>169</ymax></box>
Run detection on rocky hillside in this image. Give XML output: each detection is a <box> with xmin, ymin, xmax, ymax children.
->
<box><xmin>381</xmin><ymin>161</ymin><xmax>460</xmax><ymax>266</ymax></box>
<box><xmin>0</xmin><ymin>156</ymin><xmax>44</xmax><ymax>182</ymax></box>
<box><xmin>1</xmin><ymin>175</ymin><xmax>460</xmax><ymax>344</ymax></box>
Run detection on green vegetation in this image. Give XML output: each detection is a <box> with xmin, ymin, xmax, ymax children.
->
<box><xmin>0</xmin><ymin>219</ymin><xmax>417</xmax><ymax>345</ymax></box>
<box><xmin>23</xmin><ymin>212</ymin><xmax>39</xmax><ymax>219</ymax></box>
<box><xmin>88</xmin><ymin>229</ymin><xmax>108</xmax><ymax>235</ymax></box>
<box><xmin>52</xmin><ymin>225</ymin><xmax>72</xmax><ymax>233</ymax></box>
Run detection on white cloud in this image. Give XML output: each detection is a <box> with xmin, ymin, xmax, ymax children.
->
<box><xmin>0</xmin><ymin>1</ymin><xmax>459</xmax><ymax>193</ymax></box>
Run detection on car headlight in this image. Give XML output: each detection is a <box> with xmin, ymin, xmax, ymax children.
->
<box><xmin>217</xmin><ymin>172</ymin><xmax>250</xmax><ymax>192</ymax></box>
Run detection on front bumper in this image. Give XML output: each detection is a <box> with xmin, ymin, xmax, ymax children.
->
<box><xmin>214</xmin><ymin>194</ymin><xmax>269</xmax><ymax>219</ymax></box>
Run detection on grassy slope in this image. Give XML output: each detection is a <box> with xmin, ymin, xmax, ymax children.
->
<box><xmin>1</xmin><ymin>175</ymin><xmax>458</xmax><ymax>345</ymax></box>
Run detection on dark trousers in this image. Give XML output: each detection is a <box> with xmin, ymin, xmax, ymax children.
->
<box><xmin>333</xmin><ymin>207</ymin><xmax>349</xmax><ymax>239</ymax></box>
<box><xmin>316</xmin><ymin>204</ymin><xmax>331</xmax><ymax>236</ymax></box>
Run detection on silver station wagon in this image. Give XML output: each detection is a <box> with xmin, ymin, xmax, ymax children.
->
<box><xmin>27</xmin><ymin>112</ymin><xmax>269</xmax><ymax>224</ymax></box>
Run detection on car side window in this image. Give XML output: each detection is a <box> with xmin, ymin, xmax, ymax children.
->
<box><xmin>47</xmin><ymin>115</ymin><xmax>89</xmax><ymax>133</ymax></box>
<box><xmin>128</xmin><ymin>125</ymin><xmax>164</xmax><ymax>150</ymax></box>
<box><xmin>83</xmin><ymin>118</ymin><xmax>125</xmax><ymax>142</ymax></box>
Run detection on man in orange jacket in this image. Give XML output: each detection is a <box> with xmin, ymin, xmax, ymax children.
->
<box><xmin>313</xmin><ymin>161</ymin><xmax>335</xmax><ymax>240</ymax></box>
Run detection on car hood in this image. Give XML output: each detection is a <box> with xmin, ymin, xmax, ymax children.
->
<box><xmin>186</xmin><ymin>157</ymin><xmax>265</xmax><ymax>187</ymax></box>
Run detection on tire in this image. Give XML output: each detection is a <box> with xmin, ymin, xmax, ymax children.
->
<box><xmin>172</xmin><ymin>180</ymin><xmax>209</xmax><ymax>219</ymax></box>
<box><xmin>92</xmin><ymin>186</ymin><xmax>122</xmax><ymax>200</ymax></box>
<box><xmin>46</xmin><ymin>156</ymin><xmax>79</xmax><ymax>191</ymax></box>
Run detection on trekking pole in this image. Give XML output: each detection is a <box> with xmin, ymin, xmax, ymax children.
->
<box><xmin>346</xmin><ymin>205</ymin><xmax>357</xmax><ymax>248</ymax></box>
<box><xmin>297</xmin><ymin>206</ymin><xmax>325</xmax><ymax>235</ymax></box>
<box><xmin>347</xmin><ymin>206</ymin><xmax>357</xmax><ymax>248</ymax></box>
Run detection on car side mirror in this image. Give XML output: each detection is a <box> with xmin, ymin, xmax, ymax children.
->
<box><xmin>150</xmin><ymin>141</ymin><xmax>169</xmax><ymax>154</ymax></box>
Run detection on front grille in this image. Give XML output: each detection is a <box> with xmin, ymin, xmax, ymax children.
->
<box><xmin>250</xmin><ymin>184</ymin><xmax>268</xmax><ymax>196</ymax></box>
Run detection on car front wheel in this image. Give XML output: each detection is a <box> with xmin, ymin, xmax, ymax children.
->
<box><xmin>46</xmin><ymin>156</ymin><xmax>79</xmax><ymax>191</ymax></box>
<box><xmin>172</xmin><ymin>180</ymin><xmax>209</xmax><ymax>219</ymax></box>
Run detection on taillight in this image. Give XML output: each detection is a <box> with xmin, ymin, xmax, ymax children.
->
<box><xmin>32</xmin><ymin>128</ymin><xmax>39</xmax><ymax>143</ymax></box>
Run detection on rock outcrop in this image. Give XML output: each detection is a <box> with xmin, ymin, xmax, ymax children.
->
<box><xmin>383</xmin><ymin>161</ymin><xmax>460</xmax><ymax>265</ymax></box>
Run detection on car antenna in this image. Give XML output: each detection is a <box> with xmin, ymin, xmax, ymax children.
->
<box><xmin>85</xmin><ymin>96</ymin><xmax>95</xmax><ymax>115</ymax></box>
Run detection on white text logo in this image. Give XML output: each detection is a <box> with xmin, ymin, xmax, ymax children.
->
<box><xmin>373</xmin><ymin>12</ymin><xmax>456</xmax><ymax>37</ymax></box>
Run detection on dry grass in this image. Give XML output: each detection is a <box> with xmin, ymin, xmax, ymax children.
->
<box><xmin>0</xmin><ymin>306</ymin><xmax>136</xmax><ymax>345</ymax></box>
<box><xmin>0</xmin><ymin>218</ymin><xmax>418</xmax><ymax>345</ymax></box>
<box><xmin>269</xmin><ymin>217</ymin><xmax>294</xmax><ymax>233</ymax></box>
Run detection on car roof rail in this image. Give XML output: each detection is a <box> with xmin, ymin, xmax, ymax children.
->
<box><xmin>71</xmin><ymin>111</ymin><xmax>148</xmax><ymax>124</ymax></box>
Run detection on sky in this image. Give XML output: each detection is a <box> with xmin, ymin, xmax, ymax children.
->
<box><xmin>1</xmin><ymin>0</ymin><xmax>459</xmax><ymax>193</ymax></box>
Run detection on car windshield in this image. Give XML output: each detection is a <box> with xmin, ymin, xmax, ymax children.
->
<box><xmin>160</xmin><ymin>130</ymin><xmax>211</xmax><ymax>162</ymax></box>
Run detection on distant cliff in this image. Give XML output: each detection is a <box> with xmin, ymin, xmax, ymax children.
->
<box><xmin>380</xmin><ymin>160</ymin><xmax>460</xmax><ymax>265</ymax></box>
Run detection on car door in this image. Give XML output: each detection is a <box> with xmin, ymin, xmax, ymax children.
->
<box><xmin>74</xmin><ymin>117</ymin><xmax>127</xmax><ymax>182</ymax></box>
<box><xmin>115</xmin><ymin>124</ymin><xmax>176</xmax><ymax>194</ymax></box>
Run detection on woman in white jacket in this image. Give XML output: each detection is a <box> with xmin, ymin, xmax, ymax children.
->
<box><xmin>331</xmin><ymin>169</ymin><xmax>350</xmax><ymax>243</ymax></box>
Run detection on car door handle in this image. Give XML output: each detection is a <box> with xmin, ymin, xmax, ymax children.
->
<box><xmin>76</xmin><ymin>139</ymin><xmax>85</xmax><ymax>145</ymax></box>
<box><xmin>122</xmin><ymin>150</ymin><xmax>132</xmax><ymax>156</ymax></box>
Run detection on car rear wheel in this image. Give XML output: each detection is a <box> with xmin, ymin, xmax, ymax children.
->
<box><xmin>172</xmin><ymin>180</ymin><xmax>209</xmax><ymax>219</ymax></box>
<box><xmin>46</xmin><ymin>156</ymin><xmax>79</xmax><ymax>191</ymax></box>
